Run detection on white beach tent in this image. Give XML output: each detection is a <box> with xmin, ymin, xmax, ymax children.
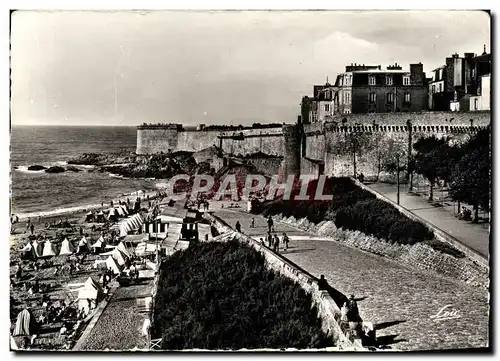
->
<box><xmin>41</xmin><ymin>240</ymin><xmax>58</xmax><ymax>258</ymax></box>
<box><xmin>116</xmin><ymin>241</ymin><xmax>132</xmax><ymax>258</ymax></box>
<box><xmin>77</xmin><ymin>277</ymin><xmax>103</xmax><ymax>314</ymax></box>
<box><xmin>119</xmin><ymin>213</ymin><xmax>144</xmax><ymax>237</ymax></box>
<box><xmin>59</xmin><ymin>238</ymin><xmax>75</xmax><ymax>256</ymax></box>
<box><xmin>106</xmin><ymin>256</ymin><xmax>122</xmax><ymax>275</ymax></box>
<box><xmin>77</xmin><ymin>236</ymin><xmax>90</xmax><ymax>253</ymax></box>
<box><xmin>111</xmin><ymin>248</ymin><xmax>128</xmax><ymax>266</ymax></box>
<box><xmin>20</xmin><ymin>242</ymin><xmax>36</xmax><ymax>259</ymax></box>
<box><xmin>91</xmin><ymin>236</ymin><xmax>105</xmax><ymax>249</ymax></box>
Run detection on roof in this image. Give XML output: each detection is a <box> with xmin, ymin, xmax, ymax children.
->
<box><xmin>161</xmin><ymin>207</ymin><xmax>188</xmax><ymax>219</ymax></box>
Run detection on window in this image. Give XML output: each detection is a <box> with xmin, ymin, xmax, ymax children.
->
<box><xmin>386</xmin><ymin>75</ymin><xmax>393</xmax><ymax>86</ymax></box>
<box><xmin>403</xmin><ymin>76</ymin><xmax>410</xmax><ymax>86</ymax></box>
<box><xmin>432</xmin><ymin>85</ymin><xmax>436</xmax><ymax>94</ymax></box>
<box><xmin>404</xmin><ymin>93</ymin><xmax>411</xmax><ymax>104</ymax></box>
<box><xmin>386</xmin><ymin>92</ymin><xmax>394</xmax><ymax>104</ymax></box>
<box><xmin>439</xmin><ymin>69</ymin><xmax>443</xmax><ymax>80</ymax></box>
<box><xmin>438</xmin><ymin>83</ymin><xmax>443</xmax><ymax>92</ymax></box>
<box><xmin>369</xmin><ymin>92</ymin><xmax>376</xmax><ymax>103</ymax></box>
<box><xmin>345</xmin><ymin>74</ymin><xmax>352</xmax><ymax>86</ymax></box>
<box><xmin>344</xmin><ymin>91</ymin><xmax>351</xmax><ymax>104</ymax></box>
<box><xmin>368</xmin><ymin>75</ymin><xmax>376</xmax><ymax>86</ymax></box>
<box><xmin>474</xmin><ymin>99</ymin><xmax>478</xmax><ymax>110</ymax></box>
<box><xmin>324</xmin><ymin>104</ymin><xmax>330</xmax><ymax>112</ymax></box>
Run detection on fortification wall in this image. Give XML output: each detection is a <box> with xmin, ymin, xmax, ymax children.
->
<box><xmin>220</xmin><ymin>128</ymin><xmax>284</xmax><ymax>157</ymax></box>
<box><xmin>176</xmin><ymin>130</ymin><xmax>221</xmax><ymax>152</ymax></box>
<box><xmin>136</xmin><ymin>126</ymin><xmax>179</xmax><ymax>155</ymax></box>
<box><xmin>247</xmin><ymin>157</ymin><xmax>283</xmax><ymax>177</ymax></box>
<box><xmin>329</xmin><ymin>110</ymin><xmax>491</xmax><ymax>127</ymax></box>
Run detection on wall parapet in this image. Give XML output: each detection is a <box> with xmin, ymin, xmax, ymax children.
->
<box><xmin>206</xmin><ymin>213</ymin><xmax>371</xmax><ymax>351</ymax></box>
<box><xmin>137</xmin><ymin>124</ymin><xmax>182</xmax><ymax>130</ymax></box>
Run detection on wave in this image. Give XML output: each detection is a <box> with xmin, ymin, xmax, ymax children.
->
<box><xmin>14</xmin><ymin>188</ymin><xmax>161</xmax><ymax>220</ymax></box>
<box><xmin>14</xmin><ymin>160</ymin><xmax>73</xmax><ymax>174</ymax></box>
<box><xmin>15</xmin><ymin>166</ymin><xmax>46</xmax><ymax>174</ymax></box>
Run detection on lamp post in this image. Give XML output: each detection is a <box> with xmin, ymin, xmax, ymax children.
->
<box><xmin>396</xmin><ymin>153</ymin><xmax>400</xmax><ymax>205</ymax></box>
<box><xmin>407</xmin><ymin>119</ymin><xmax>413</xmax><ymax>192</ymax></box>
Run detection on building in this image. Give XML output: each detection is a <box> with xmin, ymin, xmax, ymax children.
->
<box><xmin>431</xmin><ymin>47</ymin><xmax>491</xmax><ymax>111</ymax></box>
<box><xmin>304</xmin><ymin>63</ymin><xmax>428</xmax><ymax>123</ymax></box>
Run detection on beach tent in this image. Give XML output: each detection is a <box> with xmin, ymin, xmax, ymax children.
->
<box><xmin>77</xmin><ymin>236</ymin><xmax>90</xmax><ymax>253</ymax></box>
<box><xmin>41</xmin><ymin>240</ymin><xmax>58</xmax><ymax>258</ymax></box>
<box><xmin>13</xmin><ymin>309</ymin><xmax>38</xmax><ymax>337</ymax></box>
<box><xmin>116</xmin><ymin>241</ymin><xmax>132</xmax><ymax>258</ymax></box>
<box><xmin>115</xmin><ymin>207</ymin><xmax>125</xmax><ymax>217</ymax></box>
<box><xmin>77</xmin><ymin>277</ymin><xmax>103</xmax><ymax>314</ymax></box>
<box><xmin>20</xmin><ymin>242</ymin><xmax>35</xmax><ymax>259</ymax></box>
<box><xmin>111</xmin><ymin>248</ymin><xmax>128</xmax><ymax>266</ymax></box>
<box><xmin>119</xmin><ymin>214</ymin><xmax>144</xmax><ymax>237</ymax></box>
<box><xmin>96</xmin><ymin>211</ymin><xmax>105</xmax><ymax>223</ymax></box>
<box><xmin>32</xmin><ymin>240</ymin><xmax>43</xmax><ymax>258</ymax></box>
<box><xmin>10</xmin><ymin>335</ymin><xmax>19</xmax><ymax>350</ymax></box>
<box><xmin>91</xmin><ymin>236</ymin><xmax>105</xmax><ymax>252</ymax></box>
<box><xmin>85</xmin><ymin>211</ymin><xmax>94</xmax><ymax>222</ymax></box>
<box><xmin>107</xmin><ymin>208</ymin><xmax>118</xmax><ymax>222</ymax></box>
<box><xmin>106</xmin><ymin>256</ymin><xmax>122</xmax><ymax>275</ymax></box>
<box><xmin>59</xmin><ymin>238</ymin><xmax>75</xmax><ymax>256</ymax></box>
<box><xmin>121</xmin><ymin>205</ymin><xmax>129</xmax><ymax>215</ymax></box>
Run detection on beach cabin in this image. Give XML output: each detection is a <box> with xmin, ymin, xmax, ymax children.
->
<box><xmin>119</xmin><ymin>213</ymin><xmax>144</xmax><ymax>238</ymax></box>
<box><xmin>95</xmin><ymin>211</ymin><xmax>105</xmax><ymax>223</ymax></box>
<box><xmin>180</xmin><ymin>211</ymin><xmax>201</xmax><ymax>242</ymax></box>
<box><xmin>77</xmin><ymin>277</ymin><xmax>103</xmax><ymax>314</ymax></box>
<box><xmin>85</xmin><ymin>211</ymin><xmax>94</xmax><ymax>223</ymax></box>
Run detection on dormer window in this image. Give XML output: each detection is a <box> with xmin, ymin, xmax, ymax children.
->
<box><xmin>386</xmin><ymin>75</ymin><xmax>393</xmax><ymax>86</ymax></box>
<box><xmin>368</xmin><ymin>75</ymin><xmax>376</xmax><ymax>86</ymax></box>
<box><xmin>403</xmin><ymin>76</ymin><xmax>410</xmax><ymax>86</ymax></box>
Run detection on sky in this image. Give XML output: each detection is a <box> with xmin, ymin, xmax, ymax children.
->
<box><xmin>10</xmin><ymin>10</ymin><xmax>490</xmax><ymax>126</ymax></box>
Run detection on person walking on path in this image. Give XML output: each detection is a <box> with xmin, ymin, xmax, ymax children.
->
<box><xmin>267</xmin><ymin>232</ymin><xmax>273</xmax><ymax>248</ymax></box>
<box><xmin>282</xmin><ymin>232</ymin><xmax>290</xmax><ymax>251</ymax></box>
<box><xmin>30</xmin><ymin>223</ymin><xmax>35</xmax><ymax>235</ymax></box>
<box><xmin>235</xmin><ymin>221</ymin><xmax>241</xmax><ymax>233</ymax></box>
<box><xmin>273</xmin><ymin>234</ymin><xmax>280</xmax><ymax>253</ymax></box>
<box><xmin>267</xmin><ymin>216</ymin><xmax>274</xmax><ymax>232</ymax></box>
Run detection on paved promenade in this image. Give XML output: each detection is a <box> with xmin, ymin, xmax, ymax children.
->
<box><xmin>366</xmin><ymin>183</ymin><xmax>490</xmax><ymax>258</ymax></box>
<box><xmin>214</xmin><ymin>209</ymin><xmax>489</xmax><ymax>351</ymax></box>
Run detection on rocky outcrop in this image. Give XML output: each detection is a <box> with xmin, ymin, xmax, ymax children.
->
<box><xmin>45</xmin><ymin>166</ymin><xmax>66</xmax><ymax>173</ymax></box>
<box><xmin>66</xmin><ymin>166</ymin><xmax>83</xmax><ymax>172</ymax></box>
<box><xmin>27</xmin><ymin>165</ymin><xmax>46</xmax><ymax>171</ymax></box>
<box><xmin>68</xmin><ymin>152</ymin><xmax>137</xmax><ymax>166</ymax></box>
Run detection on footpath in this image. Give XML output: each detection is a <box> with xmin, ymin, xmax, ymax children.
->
<box><xmin>214</xmin><ymin>209</ymin><xmax>489</xmax><ymax>351</ymax></box>
<box><xmin>365</xmin><ymin>183</ymin><xmax>490</xmax><ymax>258</ymax></box>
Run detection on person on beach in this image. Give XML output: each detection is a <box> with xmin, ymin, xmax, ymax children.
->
<box><xmin>273</xmin><ymin>234</ymin><xmax>280</xmax><ymax>253</ymax></box>
<box><xmin>26</xmin><ymin>218</ymin><xmax>31</xmax><ymax>230</ymax></box>
<box><xmin>267</xmin><ymin>232</ymin><xmax>273</xmax><ymax>248</ymax></box>
<box><xmin>250</xmin><ymin>218</ymin><xmax>255</xmax><ymax>228</ymax></box>
<box><xmin>30</xmin><ymin>223</ymin><xmax>34</xmax><ymax>235</ymax></box>
<box><xmin>235</xmin><ymin>221</ymin><xmax>241</xmax><ymax>233</ymax></box>
<box><xmin>267</xmin><ymin>216</ymin><xmax>274</xmax><ymax>232</ymax></box>
<box><xmin>283</xmin><ymin>232</ymin><xmax>290</xmax><ymax>250</ymax></box>
<box><xmin>318</xmin><ymin>275</ymin><xmax>329</xmax><ymax>290</ymax></box>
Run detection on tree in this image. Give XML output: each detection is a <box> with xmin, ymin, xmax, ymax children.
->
<box><xmin>449</xmin><ymin>129</ymin><xmax>491</xmax><ymax>223</ymax></box>
<box><xmin>412</xmin><ymin>136</ymin><xmax>448</xmax><ymax>201</ymax></box>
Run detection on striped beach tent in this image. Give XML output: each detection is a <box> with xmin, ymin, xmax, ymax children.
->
<box><xmin>13</xmin><ymin>309</ymin><xmax>38</xmax><ymax>337</ymax></box>
<box><xmin>59</xmin><ymin>238</ymin><xmax>75</xmax><ymax>256</ymax></box>
<box><xmin>20</xmin><ymin>242</ymin><xmax>36</xmax><ymax>259</ymax></box>
<box><xmin>32</xmin><ymin>240</ymin><xmax>43</xmax><ymax>258</ymax></box>
<box><xmin>115</xmin><ymin>207</ymin><xmax>125</xmax><ymax>217</ymax></box>
<box><xmin>41</xmin><ymin>240</ymin><xmax>57</xmax><ymax>258</ymax></box>
<box><xmin>121</xmin><ymin>205</ymin><xmax>129</xmax><ymax>215</ymax></box>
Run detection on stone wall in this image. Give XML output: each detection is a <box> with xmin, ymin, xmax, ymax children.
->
<box><xmin>207</xmin><ymin>214</ymin><xmax>369</xmax><ymax>351</ymax></box>
<box><xmin>136</xmin><ymin>126</ymin><xmax>179</xmax><ymax>155</ymax></box>
<box><xmin>247</xmin><ymin>157</ymin><xmax>283</xmax><ymax>177</ymax></box>
<box><xmin>301</xmin><ymin>157</ymin><xmax>323</xmax><ymax>179</ymax></box>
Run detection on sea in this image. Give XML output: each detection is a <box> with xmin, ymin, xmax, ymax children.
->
<box><xmin>10</xmin><ymin>126</ymin><xmax>160</xmax><ymax>219</ymax></box>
